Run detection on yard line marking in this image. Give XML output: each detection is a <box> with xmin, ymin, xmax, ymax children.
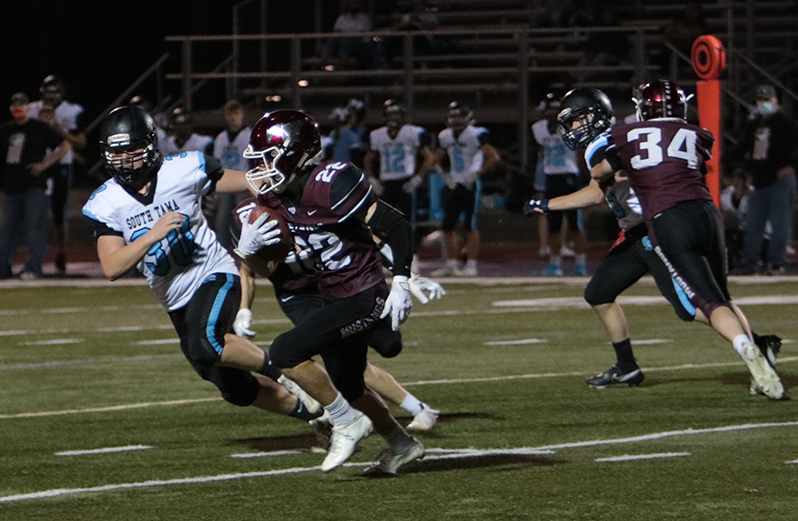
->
<box><xmin>2</xmin><ymin>421</ymin><xmax>797</xmax><ymax>504</ymax></box>
<box><xmin>230</xmin><ymin>451</ymin><xmax>303</xmax><ymax>458</ymax></box>
<box><xmin>633</xmin><ymin>339</ymin><xmax>672</xmax><ymax>345</ymax></box>
<box><xmin>484</xmin><ymin>338</ymin><xmax>547</xmax><ymax>346</ymax></box>
<box><xmin>56</xmin><ymin>445</ymin><xmax>152</xmax><ymax>456</ymax></box>
<box><xmin>595</xmin><ymin>452</ymin><xmax>691</xmax><ymax>462</ymax></box>
<box><xmin>785</xmin><ymin>459</ymin><xmax>798</xmax><ymax>464</ymax></box>
<box><xmin>0</xmin><ymin>397</ymin><xmax>220</xmax><ymax>419</ymax></box>
<box><xmin>135</xmin><ymin>339</ymin><xmax>179</xmax><ymax>345</ymax></box>
<box><xmin>3</xmin><ymin>356</ymin><xmax>797</xmax><ymax>418</ymax></box>
<box><xmin>21</xmin><ymin>338</ymin><xmax>84</xmax><ymax>346</ymax></box>
<box><xmin>492</xmin><ymin>294</ymin><xmax>798</xmax><ymax>308</ymax></box>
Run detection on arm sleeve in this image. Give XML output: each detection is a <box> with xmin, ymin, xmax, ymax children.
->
<box><xmin>328</xmin><ymin>164</ymin><xmax>375</xmax><ymax>221</ymax></box>
<box><xmin>367</xmin><ymin>200</ymin><xmax>413</xmax><ymax>277</ymax></box>
<box><xmin>84</xmin><ymin>214</ymin><xmax>123</xmax><ymax>239</ymax></box>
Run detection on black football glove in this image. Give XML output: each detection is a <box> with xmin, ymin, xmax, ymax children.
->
<box><xmin>523</xmin><ymin>198</ymin><xmax>550</xmax><ymax>215</ymax></box>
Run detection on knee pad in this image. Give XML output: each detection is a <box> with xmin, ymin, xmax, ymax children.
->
<box><xmin>183</xmin><ymin>333</ymin><xmax>223</xmax><ymax>370</ymax></box>
<box><xmin>584</xmin><ymin>280</ymin><xmax>612</xmax><ymax>307</ymax></box>
<box><xmin>368</xmin><ymin>327</ymin><xmax>403</xmax><ymax>358</ymax></box>
<box><xmin>214</xmin><ymin>368</ymin><xmax>260</xmax><ymax>407</ymax></box>
<box><xmin>269</xmin><ymin>330</ymin><xmax>308</xmax><ymax>369</ymax></box>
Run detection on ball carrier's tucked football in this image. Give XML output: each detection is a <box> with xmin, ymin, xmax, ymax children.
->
<box><xmin>234</xmin><ymin>205</ymin><xmax>293</xmax><ymax>270</ymax></box>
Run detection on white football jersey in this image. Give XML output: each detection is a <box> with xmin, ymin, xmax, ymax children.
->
<box><xmin>213</xmin><ymin>127</ymin><xmax>251</xmax><ymax>170</ymax></box>
<box><xmin>27</xmin><ymin>100</ymin><xmax>84</xmax><ymax>165</ymax></box>
<box><xmin>531</xmin><ymin>119</ymin><xmax>579</xmax><ymax>175</ymax></box>
<box><xmin>369</xmin><ymin>124</ymin><xmax>426</xmax><ymax>181</ymax></box>
<box><xmin>437</xmin><ymin>125</ymin><xmax>488</xmax><ymax>184</ymax></box>
<box><xmin>82</xmin><ymin>152</ymin><xmax>237</xmax><ymax>310</ymax></box>
<box><xmin>160</xmin><ymin>133</ymin><xmax>214</xmax><ymax>157</ymax></box>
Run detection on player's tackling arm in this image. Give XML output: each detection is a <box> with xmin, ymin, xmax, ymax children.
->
<box><xmin>548</xmin><ymin>178</ymin><xmax>606</xmax><ymax>211</ymax></box>
<box><xmin>215</xmin><ymin>169</ymin><xmax>257</xmax><ymax>195</ymax></box>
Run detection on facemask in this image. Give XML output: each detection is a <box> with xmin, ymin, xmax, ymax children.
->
<box><xmin>756</xmin><ymin>102</ymin><xmax>776</xmax><ymax>116</ymax></box>
<box><xmin>10</xmin><ymin>107</ymin><xmax>27</xmax><ymax>121</ymax></box>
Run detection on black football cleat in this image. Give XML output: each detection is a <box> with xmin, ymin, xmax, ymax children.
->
<box><xmin>586</xmin><ymin>365</ymin><xmax>645</xmax><ymax>389</ymax></box>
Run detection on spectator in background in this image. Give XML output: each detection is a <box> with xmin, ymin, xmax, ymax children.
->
<box><xmin>346</xmin><ymin>98</ymin><xmax>368</xmax><ymax>144</ymax></box>
<box><xmin>729</xmin><ymin>85</ymin><xmax>798</xmax><ymax>275</ymax></box>
<box><xmin>212</xmin><ymin>100</ymin><xmax>252</xmax><ymax>251</ymax></box>
<box><xmin>0</xmin><ymin>93</ymin><xmax>71</xmax><ymax>280</ymax></box>
<box><xmin>27</xmin><ymin>75</ymin><xmax>86</xmax><ymax>276</ymax></box>
<box><xmin>720</xmin><ymin>168</ymin><xmax>751</xmax><ymax>271</ymax></box>
<box><xmin>325</xmin><ymin>106</ymin><xmax>367</xmax><ymax>167</ymax></box>
<box><xmin>320</xmin><ymin>0</ymin><xmax>387</xmax><ymax>71</ymax></box>
<box><xmin>530</xmin><ymin>94</ymin><xmax>588</xmax><ymax>276</ymax></box>
<box><xmin>129</xmin><ymin>95</ymin><xmax>168</xmax><ymax>143</ymax></box>
<box><xmin>160</xmin><ymin>108</ymin><xmax>214</xmax><ymax>157</ymax></box>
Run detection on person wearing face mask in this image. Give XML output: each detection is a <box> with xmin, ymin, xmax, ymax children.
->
<box><xmin>729</xmin><ymin>85</ymin><xmax>798</xmax><ymax>275</ymax></box>
<box><xmin>0</xmin><ymin>93</ymin><xmax>71</xmax><ymax>279</ymax></box>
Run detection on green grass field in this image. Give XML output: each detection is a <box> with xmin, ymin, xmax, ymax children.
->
<box><xmin>0</xmin><ymin>277</ymin><xmax>796</xmax><ymax>520</ymax></box>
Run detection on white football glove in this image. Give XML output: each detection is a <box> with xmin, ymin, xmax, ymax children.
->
<box><xmin>233</xmin><ymin>308</ymin><xmax>256</xmax><ymax>338</ymax></box>
<box><xmin>368</xmin><ymin>176</ymin><xmax>385</xmax><ymax>196</ymax></box>
<box><xmin>408</xmin><ymin>274</ymin><xmax>445</xmax><ymax>304</ymax></box>
<box><xmin>234</xmin><ymin>212</ymin><xmax>281</xmax><ymax>258</ymax></box>
<box><xmin>380</xmin><ymin>275</ymin><xmax>413</xmax><ymax>331</ymax></box>
<box><xmin>402</xmin><ymin>175</ymin><xmax>424</xmax><ymax>193</ymax></box>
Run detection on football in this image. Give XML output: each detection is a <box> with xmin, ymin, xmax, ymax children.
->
<box><xmin>247</xmin><ymin>205</ymin><xmax>293</xmax><ymax>264</ymax></box>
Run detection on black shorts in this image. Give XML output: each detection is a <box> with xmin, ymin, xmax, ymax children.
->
<box><xmin>545</xmin><ymin>174</ymin><xmax>583</xmax><ymax>233</ymax></box>
<box><xmin>270</xmin><ymin>283</ymin><xmax>390</xmax><ymax>401</ymax></box>
<box><xmin>440</xmin><ymin>182</ymin><xmax>480</xmax><ymax>231</ymax></box>
<box><xmin>650</xmin><ymin>200</ymin><xmax>730</xmax><ymax>318</ymax></box>
<box><xmin>168</xmin><ymin>273</ymin><xmax>259</xmax><ymax>407</ymax></box>
<box><xmin>584</xmin><ymin>224</ymin><xmax>696</xmax><ymax>322</ymax></box>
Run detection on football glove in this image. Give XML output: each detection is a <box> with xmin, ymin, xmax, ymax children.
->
<box><xmin>233</xmin><ymin>308</ymin><xmax>256</xmax><ymax>338</ymax></box>
<box><xmin>402</xmin><ymin>175</ymin><xmax>424</xmax><ymax>193</ymax></box>
<box><xmin>380</xmin><ymin>275</ymin><xmax>413</xmax><ymax>331</ymax></box>
<box><xmin>523</xmin><ymin>198</ymin><xmax>550</xmax><ymax>215</ymax></box>
<box><xmin>368</xmin><ymin>177</ymin><xmax>385</xmax><ymax>196</ymax></box>
<box><xmin>408</xmin><ymin>274</ymin><xmax>445</xmax><ymax>304</ymax></box>
<box><xmin>234</xmin><ymin>212</ymin><xmax>281</xmax><ymax>258</ymax></box>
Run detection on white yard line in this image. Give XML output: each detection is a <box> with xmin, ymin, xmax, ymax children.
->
<box><xmin>595</xmin><ymin>452</ymin><xmax>691</xmax><ymax>462</ymax></box>
<box><xmin>1</xmin><ymin>421</ymin><xmax>796</xmax><ymax>503</ymax></box>
<box><xmin>484</xmin><ymin>338</ymin><xmax>548</xmax><ymax>346</ymax></box>
<box><xmin>230</xmin><ymin>450</ymin><xmax>304</xmax><ymax>458</ymax></box>
<box><xmin>56</xmin><ymin>445</ymin><xmax>152</xmax><ymax>456</ymax></box>
<box><xmin>0</xmin><ymin>397</ymin><xmax>220</xmax><ymax>419</ymax></box>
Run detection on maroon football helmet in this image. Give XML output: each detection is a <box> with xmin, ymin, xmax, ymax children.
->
<box><xmin>634</xmin><ymin>80</ymin><xmax>689</xmax><ymax>121</ymax></box>
<box><xmin>244</xmin><ymin>110</ymin><xmax>322</xmax><ymax>194</ymax></box>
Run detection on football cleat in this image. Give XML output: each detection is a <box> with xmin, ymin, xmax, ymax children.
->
<box><xmin>586</xmin><ymin>365</ymin><xmax>645</xmax><ymax>389</ymax></box>
<box><xmin>574</xmin><ymin>264</ymin><xmax>588</xmax><ymax>276</ymax></box>
<box><xmin>541</xmin><ymin>265</ymin><xmax>563</xmax><ymax>277</ymax></box>
<box><xmin>363</xmin><ymin>438</ymin><xmax>425</xmax><ymax>476</ymax></box>
<box><xmin>310</xmin><ymin>413</ymin><xmax>333</xmax><ymax>453</ymax></box>
<box><xmin>740</xmin><ymin>341</ymin><xmax>784</xmax><ymax>400</ymax></box>
<box><xmin>746</xmin><ymin>337</ymin><xmax>784</xmax><ymax>398</ymax></box>
<box><xmin>431</xmin><ymin>265</ymin><xmax>458</xmax><ymax>277</ymax></box>
<box><xmin>321</xmin><ymin>412</ymin><xmax>373</xmax><ymax>472</ymax></box>
<box><xmin>407</xmin><ymin>405</ymin><xmax>439</xmax><ymax>432</ymax></box>
<box><xmin>278</xmin><ymin>375</ymin><xmax>322</xmax><ymax>415</ymax></box>
<box><xmin>456</xmin><ymin>264</ymin><xmax>478</xmax><ymax>277</ymax></box>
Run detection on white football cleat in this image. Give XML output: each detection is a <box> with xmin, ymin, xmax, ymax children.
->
<box><xmin>363</xmin><ymin>439</ymin><xmax>425</xmax><ymax>476</ymax></box>
<box><xmin>456</xmin><ymin>264</ymin><xmax>478</xmax><ymax>277</ymax></box>
<box><xmin>278</xmin><ymin>375</ymin><xmax>322</xmax><ymax>415</ymax></box>
<box><xmin>740</xmin><ymin>342</ymin><xmax>784</xmax><ymax>400</ymax></box>
<box><xmin>430</xmin><ymin>265</ymin><xmax>457</xmax><ymax>277</ymax></box>
<box><xmin>321</xmin><ymin>412</ymin><xmax>373</xmax><ymax>472</ymax></box>
<box><xmin>407</xmin><ymin>405</ymin><xmax>439</xmax><ymax>432</ymax></box>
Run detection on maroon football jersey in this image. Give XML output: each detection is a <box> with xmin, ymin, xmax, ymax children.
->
<box><xmin>257</xmin><ymin>162</ymin><xmax>385</xmax><ymax>300</ymax></box>
<box><xmin>603</xmin><ymin>119</ymin><xmax>714</xmax><ymax>222</ymax></box>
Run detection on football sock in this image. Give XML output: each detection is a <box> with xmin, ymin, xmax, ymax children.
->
<box><xmin>384</xmin><ymin>426</ymin><xmax>416</xmax><ymax>452</ymax></box>
<box><xmin>324</xmin><ymin>393</ymin><xmax>359</xmax><ymax>426</ymax></box>
<box><xmin>575</xmin><ymin>253</ymin><xmax>587</xmax><ymax>267</ymax></box>
<box><xmin>288</xmin><ymin>398</ymin><xmax>324</xmax><ymax>422</ymax></box>
<box><xmin>465</xmin><ymin>259</ymin><xmax>477</xmax><ymax>270</ymax></box>
<box><xmin>732</xmin><ymin>334</ymin><xmax>751</xmax><ymax>356</ymax></box>
<box><xmin>612</xmin><ymin>338</ymin><xmax>637</xmax><ymax>372</ymax></box>
<box><xmin>256</xmin><ymin>357</ymin><xmax>283</xmax><ymax>381</ymax></box>
<box><xmin>399</xmin><ymin>393</ymin><xmax>424</xmax><ymax>415</ymax></box>
<box><xmin>549</xmin><ymin>255</ymin><xmax>561</xmax><ymax>268</ymax></box>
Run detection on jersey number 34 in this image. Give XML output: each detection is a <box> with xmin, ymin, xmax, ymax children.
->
<box><xmin>627</xmin><ymin>128</ymin><xmax>699</xmax><ymax>170</ymax></box>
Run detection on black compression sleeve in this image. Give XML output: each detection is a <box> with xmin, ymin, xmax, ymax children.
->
<box><xmin>367</xmin><ymin>200</ymin><xmax>413</xmax><ymax>277</ymax></box>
